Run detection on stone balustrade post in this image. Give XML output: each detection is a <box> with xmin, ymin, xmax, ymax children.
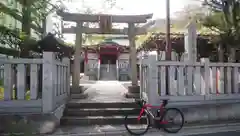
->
<box><xmin>42</xmin><ymin>52</ymin><xmax>56</xmax><ymax>113</ymax></box>
<box><xmin>63</xmin><ymin>57</ymin><xmax>70</xmax><ymax>96</ymax></box>
<box><xmin>200</xmin><ymin>58</ymin><xmax>210</xmax><ymax>95</ymax></box>
<box><xmin>147</xmin><ymin>55</ymin><xmax>159</xmax><ymax>105</ymax></box>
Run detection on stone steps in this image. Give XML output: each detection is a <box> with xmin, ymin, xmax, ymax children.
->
<box><xmin>64</xmin><ymin>108</ymin><xmax>140</xmax><ymax>117</ymax></box>
<box><xmin>61</xmin><ymin>116</ymin><xmax>147</xmax><ymax>126</ymax></box>
<box><xmin>66</xmin><ymin>102</ymin><xmax>138</xmax><ymax>109</ymax></box>
<box><xmin>61</xmin><ymin>102</ymin><xmax>141</xmax><ymax>126</ymax></box>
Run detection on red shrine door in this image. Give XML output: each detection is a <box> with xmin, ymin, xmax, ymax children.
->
<box><xmin>98</xmin><ymin>46</ymin><xmax>119</xmax><ymax>64</ymax></box>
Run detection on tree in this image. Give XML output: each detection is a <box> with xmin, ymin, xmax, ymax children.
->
<box><xmin>0</xmin><ymin>0</ymin><xmax>70</xmax><ymax>57</ymax></box>
<box><xmin>202</xmin><ymin>0</ymin><xmax>240</xmax><ymax>62</ymax></box>
<box><xmin>0</xmin><ymin>0</ymin><xmax>119</xmax><ymax>57</ymax></box>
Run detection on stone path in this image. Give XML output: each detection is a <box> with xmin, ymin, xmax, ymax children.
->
<box><xmin>51</xmin><ymin>122</ymin><xmax>240</xmax><ymax>136</ymax></box>
<box><xmin>73</xmin><ymin>80</ymin><xmax>134</xmax><ymax>103</ymax></box>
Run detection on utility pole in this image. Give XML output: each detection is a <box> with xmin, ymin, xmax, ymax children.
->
<box><xmin>165</xmin><ymin>0</ymin><xmax>171</xmax><ymax>95</ymax></box>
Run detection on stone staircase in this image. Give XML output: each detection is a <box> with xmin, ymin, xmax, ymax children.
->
<box><xmin>60</xmin><ymin>101</ymin><xmax>142</xmax><ymax>126</ymax></box>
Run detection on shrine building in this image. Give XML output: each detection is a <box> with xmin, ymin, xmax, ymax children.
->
<box><xmin>82</xmin><ymin>39</ymin><xmax>131</xmax><ymax>81</ymax></box>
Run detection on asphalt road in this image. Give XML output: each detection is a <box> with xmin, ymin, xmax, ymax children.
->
<box><xmin>187</xmin><ymin>130</ymin><xmax>240</xmax><ymax>136</ymax></box>
<box><xmin>147</xmin><ymin>131</ymin><xmax>240</xmax><ymax>136</ymax></box>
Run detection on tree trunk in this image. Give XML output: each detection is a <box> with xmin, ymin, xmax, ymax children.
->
<box><xmin>42</xmin><ymin>18</ymin><xmax>47</xmax><ymax>37</ymax></box>
<box><xmin>228</xmin><ymin>47</ymin><xmax>236</xmax><ymax>63</ymax></box>
<box><xmin>218</xmin><ymin>44</ymin><xmax>224</xmax><ymax>62</ymax></box>
<box><xmin>22</xmin><ymin>0</ymin><xmax>31</xmax><ymax>35</ymax></box>
<box><xmin>20</xmin><ymin>0</ymin><xmax>31</xmax><ymax>58</ymax></box>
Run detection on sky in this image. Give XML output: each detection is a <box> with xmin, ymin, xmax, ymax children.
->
<box><xmin>65</xmin><ymin>0</ymin><xmax>201</xmax><ymax>18</ymax></box>
<box><xmin>58</xmin><ymin>0</ymin><xmax>202</xmax><ymax>44</ymax></box>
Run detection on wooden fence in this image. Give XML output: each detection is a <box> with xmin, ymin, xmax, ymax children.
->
<box><xmin>0</xmin><ymin>52</ymin><xmax>70</xmax><ymax>113</ymax></box>
<box><xmin>140</xmin><ymin>55</ymin><xmax>240</xmax><ymax>106</ymax></box>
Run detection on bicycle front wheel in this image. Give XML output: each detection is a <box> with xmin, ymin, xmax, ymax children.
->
<box><xmin>162</xmin><ymin>108</ymin><xmax>184</xmax><ymax>133</ymax></box>
<box><xmin>124</xmin><ymin>112</ymin><xmax>150</xmax><ymax>135</ymax></box>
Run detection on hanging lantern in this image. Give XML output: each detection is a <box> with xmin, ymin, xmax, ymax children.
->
<box><xmin>99</xmin><ymin>15</ymin><xmax>112</xmax><ymax>34</ymax></box>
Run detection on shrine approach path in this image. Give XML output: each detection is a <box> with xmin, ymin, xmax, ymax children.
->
<box><xmin>79</xmin><ymin>80</ymin><xmax>134</xmax><ymax>103</ymax></box>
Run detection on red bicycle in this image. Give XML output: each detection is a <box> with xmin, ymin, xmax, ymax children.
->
<box><xmin>124</xmin><ymin>99</ymin><xmax>184</xmax><ymax>135</ymax></box>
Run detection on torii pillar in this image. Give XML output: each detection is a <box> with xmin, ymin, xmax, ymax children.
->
<box><xmin>126</xmin><ymin>23</ymin><xmax>140</xmax><ymax>97</ymax></box>
<box><xmin>72</xmin><ymin>22</ymin><xmax>84</xmax><ymax>94</ymax></box>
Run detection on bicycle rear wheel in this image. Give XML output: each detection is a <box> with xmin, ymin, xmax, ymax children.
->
<box><xmin>124</xmin><ymin>112</ymin><xmax>150</xmax><ymax>135</ymax></box>
<box><xmin>162</xmin><ymin>108</ymin><xmax>184</xmax><ymax>133</ymax></box>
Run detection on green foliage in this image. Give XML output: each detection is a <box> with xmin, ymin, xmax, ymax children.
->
<box><xmin>0</xmin><ymin>87</ymin><xmax>30</xmax><ymax>100</ymax></box>
<box><xmin>0</xmin><ymin>0</ymin><xmax>121</xmax><ymax>57</ymax></box>
<box><xmin>203</xmin><ymin>0</ymin><xmax>240</xmax><ymax>47</ymax></box>
<box><xmin>0</xmin><ymin>25</ymin><xmax>22</xmax><ymax>48</ymax></box>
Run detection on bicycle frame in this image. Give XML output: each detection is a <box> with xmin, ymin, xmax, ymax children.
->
<box><xmin>137</xmin><ymin>101</ymin><xmax>168</xmax><ymax>124</ymax></box>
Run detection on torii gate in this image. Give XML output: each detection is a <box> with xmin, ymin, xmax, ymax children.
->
<box><xmin>57</xmin><ymin>10</ymin><xmax>152</xmax><ymax>96</ymax></box>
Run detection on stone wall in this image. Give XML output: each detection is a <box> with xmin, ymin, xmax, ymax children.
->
<box><xmin>0</xmin><ymin>104</ymin><xmax>65</xmax><ymax>135</ymax></box>
<box><xmin>178</xmin><ymin>102</ymin><xmax>240</xmax><ymax>124</ymax></box>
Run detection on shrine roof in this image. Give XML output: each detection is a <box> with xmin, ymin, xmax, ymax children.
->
<box><xmin>137</xmin><ymin>32</ymin><xmax>218</xmax><ymax>55</ymax></box>
<box><xmin>82</xmin><ymin>40</ymin><xmax>130</xmax><ymax>51</ymax></box>
<box><xmin>98</xmin><ymin>41</ymin><xmax>120</xmax><ymax>46</ymax></box>
<box><xmin>138</xmin><ymin>32</ymin><xmax>217</xmax><ymax>48</ymax></box>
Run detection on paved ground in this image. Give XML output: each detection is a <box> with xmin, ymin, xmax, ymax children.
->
<box><xmin>120</xmin><ymin>81</ymin><xmax>140</xmax><ymax>89</ymax></box>
<box><xmin>51</xmin><ymin>122</ymin><xmax>240</xmax><ymax>136</ymax></box>
<box><xmin>72</xmin><ymin>80</ymin><xmax>134</xmax><ymax>103</ymax></box>
<box><xmin>187</xmin><ymin>131</ymin><xmax>240</xmax><ymax>136</ymax></box>
<box><xmin>70</xmin><ymin>73</ymin><xmax>97</xmax><ymax>86</ymax></box>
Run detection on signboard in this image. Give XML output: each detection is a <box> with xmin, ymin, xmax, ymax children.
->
<box><xmin>99</xmin><ymin>15</ymin><xmax>112</xmax><ymax>34</ymax></box>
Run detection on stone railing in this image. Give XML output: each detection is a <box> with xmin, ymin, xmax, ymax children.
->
<box><xmin>86</xmin><ymin>59</ymin><xmax>98</xmax><ymax>80</ymax></box>
<box><xmin>140</xmin><ymin>55</ymin><xmax>240</xmax><ymax>106</ymax></box>
<box><xmin>0</xmin><ymin>52</ymin><xmax>70</xmax><ymax>114</ymax></box>
<box><xmin>118</xmin><ymin>59</ymin><xmax>130</xmax><ymax>81</ymax></box>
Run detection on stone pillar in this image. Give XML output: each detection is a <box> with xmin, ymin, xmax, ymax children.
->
<box><xmin>125</xmin><ymin>23</ymin><xmax>140</xmax><ymax>98</ymax></box>
<box><xmin>42</xmin><ymin>52</ymin><xmax>55</xmax><ymax>113</ymax></box>
<box><xmin>146</xmin><ymin>55</ymin><xmax>159</xmax><ymax>105</ymax></box>
<box><xmin>184</xmin><ymin>20</ymin><xmax>199</xmax><ymax>94</ymax></box>
<box><xmin>200</xmin><ymin>58</ymin><xmax>210</xmax><ymax>95</ymax></box>
<box><xmin>72</xmin><ymin>22</ymin><xmax>87</xmax><ymax>98</ymax></box>
<box><xmin>184</xmin><ymin>20</ymin><xmax>197</xmax><ymax>62</ymax></box>
<box><xmin>63</xmin><ymin>57</ymin><xmax>70</xmax><ymax>96</ymax></box>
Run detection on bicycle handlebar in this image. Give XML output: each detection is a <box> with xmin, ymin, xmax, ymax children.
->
<box><xmin>136</xmin><ymin>99</ymin><xmax>168</xmax><ymax>107</ymax></box>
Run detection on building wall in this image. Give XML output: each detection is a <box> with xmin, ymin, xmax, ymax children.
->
<box><xmin>118</xmin><ymin>53</ymin><xmax>129</xmax><ymax>60</ymax></box>
<box><xmin>87</xmin><ymin>53</ymin><xmax>98</xmax><ymax>59</ymax></box>
<box><xmin>0</xmin><ymin>0</ymin><xmax>44</xmax><ymax>57</ymax></box>
<box><xmin>0</xmin><ymin>0</ymin><xmax>22</xmax><ymax>57</ymax></box>
<box><xmin>1</xmin><ymin>0</ymin><xmax>22</xmax><ymax>30</ymax></box>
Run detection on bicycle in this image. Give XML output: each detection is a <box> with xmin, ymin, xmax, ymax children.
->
<box><xmin>124</xmin><ymin>99</ymin><xmax>184</xmax><ymax>135</ymax></box>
